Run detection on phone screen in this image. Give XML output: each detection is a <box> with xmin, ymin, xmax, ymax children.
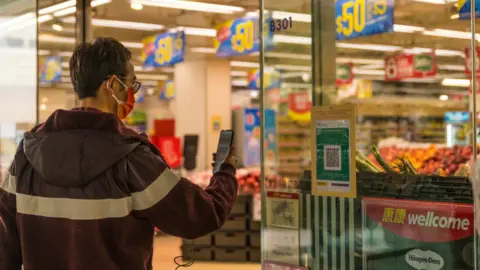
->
<box><xmin>213</xmin><ymin>130</ymin><xmax>234</xmax><ymax>173</ymax></box>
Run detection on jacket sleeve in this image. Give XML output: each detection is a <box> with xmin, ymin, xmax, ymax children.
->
<box><xmin>127</xmin><ymin>145</ymin><xmax>238</xmax><ymax>239</ymax></box>
<box><xmin>0</xmin><ymin>165</ymin><xmax>22</xmax><ymax>270</ymax></box>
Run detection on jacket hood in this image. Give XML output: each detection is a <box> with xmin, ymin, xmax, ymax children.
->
<box><xmin>22</xmin><ymin>108</ymin><xmax>142</xmax><ymax>188</ymax></box>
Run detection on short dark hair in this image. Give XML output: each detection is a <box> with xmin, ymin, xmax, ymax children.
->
<box><xmin>69</xmin><ymin>37</ymin><xmax>132</xmax><ymax>99</ymax></box>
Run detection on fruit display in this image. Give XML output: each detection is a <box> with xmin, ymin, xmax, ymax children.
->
<box><xmin>363</xmin><ymin>144</ymin><xmax>475</xmax><ymax>177</ymax></box>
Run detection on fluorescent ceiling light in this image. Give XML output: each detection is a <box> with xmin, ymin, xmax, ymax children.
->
<box><xmin>122</xmin><ymin>41</ymin><xmax>143</xmax><ymax>48</ymax></box>
<box><xmin>424</xmin><ymin>28</ymin><xmax>480</xmax><ymax>41</ymax></box>
<box><xmin>39</xmin><ymin>0</ymin><xmax>76</xmax><ymax>15</ymax></box>
<box><xmin>353</xmin><ymin>69</ymin><xmax>385</xmax><ymax>75</ymax></box>
<box><xmin>131</xmin><ymin>0</ymin><xmax>244</xmax><ymax>14</ymax></box>
<box><xmin>358</xmin><ymin>63</ymin><xmax>384</xmax><ymax>69</ymax></box>
<box><xmin>451</xmin><ymin>14</ymin><xmax>459</xmax><ymax>19</ymax></box>
<box><xmin>182</xmin><ymin>27</ymin><xmax>216</xmax><ymax>37</ymax></box>
<box><xmin>439</xmin><ymin>94</ymin><xmax>449</xmax><ymax>101</ymax></box>
<box><xmin>337</xmin><ymin>58</ymin><xmax>384</xmax><ymax>65</ymax></box>
<box><xmin>93</xmin><ymin>18</ymin><xmax>164</xmax><ymax>31</ymax></box>
<box><xmin>231</xmin><ymin>71</ymin><xmax>248</xmax><ymax>77</ymax></box>
<box><xmin>394</xmin><ymin>24</ymin><xmax>425</xmax><ymax>33</ymax></box>
<box><xmin>131</xmin><ymin>3</ymin><xmax>144</xmax><ymax>10</ymax></box>
<box><xmin>435</xmin><ymin>49</ymin><xmax>464</xmax><ymax>57</ymax></box>
<box><xmin>38</xmin><ymin>15</ymin><xmax>54</xmax><ymax>23</ymax></box>
<box><xmin>442</xmin><ymin>78</ymin><xmax>470</xmax><ymax>87</ymax></box>
<box><xmin>266</xmin><ymin>52</ymin><xmax>311</xmax><ymax>60</ymax></box>
<box><xmin>136</xmin><ymin>74</ymin><xmax>168</xmax><ymax>80</ymax></box>
<box><xmin>53</xmin><ymin>6</ymin><xmax>76</xmax><ymax>16</ymax></box>
<box><xmin>438</xmin><ymin>65</ymin><xmax>465</xmax><ymax>71</ymax></box>
<box><xmin>232</xmin><ymin>79</ymin><xmax>248</xmax><ymax>87</ymax></box>
<box><xmin>274</xmin><ymin>34</ymin><xmax>311</xmax><ymax>45</ymax></box>
<box><xmin>91</xmin><ymin>0</ymin><xmax>112</xmax><ymax>7</ymax></box>
<box><xmin>337</xmin><ymin>42</ymin><xmax>402</xmax><ymax>52</ymax></box>
<box><xmin>39</xmin><ymin>34</ymin><xmax>75</xmax><ymax>44</ymax></box>
<box><xmin>39</xmin><ymin>50</ymin><xmax>51</xmax><ymax>55</ymax></box>
<box><xmin>274</xmin><ymin>64</ymin><xmax>310</xmax><ymax>71</ymax></box>
<box><xmin>414</xmin><ymin>0</ymin><xmax>455</xmax><ymax>3</ymax></box>
<box><xmin>191</xmin><ymin>47</ymin><xmax>216</xmax><ymax>53</ymax></box>
<box><xmin>230</xmin><ymin>61</ymin><xmax>259</xmax><ymax>68</ymax></box>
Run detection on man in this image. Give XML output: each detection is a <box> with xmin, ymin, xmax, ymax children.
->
<box><xmin>0</xmin><ymin>37</ymin><xmax>238</xmax><ymax>270</ymax></box>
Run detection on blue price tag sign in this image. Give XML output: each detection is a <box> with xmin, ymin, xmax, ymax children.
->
<box><xmin>142</xmin><ymin>31</ymin><xmax>185</xmax><ymax>68</ymax></box>
<box><xmin>40</xmin><ymin>56</ymin><xmax>62</xmax><ymax>83</ymax></box>
<box><xmin>214</xmin><ymin>16</ymin><xmax>274</xmax><ymax>57</ymax></box>
<box><xmin>458</xmin><ymin>0</ymin><xmax>480</xmax><ymax>19</ymax></box>
<box><xmin>335</xmin><ymin>0</ymin><xmax>394</xmax><ymax>40</ymax></box>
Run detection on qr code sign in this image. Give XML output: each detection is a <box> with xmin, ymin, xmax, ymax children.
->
<box><xmin>324</xmin><ymin>145</ymin><xmax>341</xmax><ymax>171</ymax></box>
<box><xmin>271</xmin><ymin>200</ymin><xmax>295</xmax><ymax>228</ymax></box>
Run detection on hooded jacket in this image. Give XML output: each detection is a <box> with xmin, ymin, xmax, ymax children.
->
<box><xmin>0</xmin><ymin>108</ymin><xmax>238</xmax><ymax>270</ymax></box>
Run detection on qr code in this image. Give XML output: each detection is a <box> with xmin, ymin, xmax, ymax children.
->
<box><xmin>324</xmin><ymin>145</ymin><xmax>341</xmax><ymax>171</ymax></box>
<box><xmin>271</xmin><ymin>200</ymin><xmax>295</xmax><ymax>228</ymax></box>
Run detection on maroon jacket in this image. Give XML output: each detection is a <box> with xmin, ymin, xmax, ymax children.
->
<box><xmin>0</xmin><ymin>108</ymin><xmax>238</xmax><ymax>270</ymax></box>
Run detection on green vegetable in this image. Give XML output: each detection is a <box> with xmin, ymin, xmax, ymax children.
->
<box><xmin>357</xmin><ymin>150</ymin><xmax>382</xmax><ymax>172</ymax></box>
<box><xmin>371</xmin><ymin>145</ymin><xmax>394</xmax><ymax>173</ymax></box>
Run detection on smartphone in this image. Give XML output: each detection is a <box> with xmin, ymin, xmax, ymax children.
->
<box><xmin>213</xmin><ymin>130</ymin><xmax>234</xmax><ymax>173</ymax></box>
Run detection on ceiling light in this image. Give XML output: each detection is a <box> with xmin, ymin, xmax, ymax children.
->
<box><xmin>121</xmin><ymin>41</ymin><xmax>143</xmax><ymax>48</ymax></box>
<box><xmin>52</xmin><ymin>22</ymin><xmax>64</xmax><ymax>32</ymax></box>
<box><xmin>274</xmin><ymin>34</ymin><xmax>311</xmax><ymax>45</ymax></box>
<box><xmin>438</xmin><ymin>65</ymin><xmax>465</xmax><ymax>71</ymax></box>
<box><xmin>353</xmin><ymin>69</ymin><xmax>385</xmax><ymax>75</ymax></box>
<box><xmin>93</xmin><ymin>18</ymin><xmax>163</xmax><ymax>31</ymax></box>
<box><xmin>358</xmin><ymin>63</ymin><xmax>384</xmax><ymax>69</ymax></box>
<box><xmin>182</xmin><ymin>27</ymin><xmax>216</xmax><ymax>37</ymax></box>
<box><xmin>53</xmin><ymin>6</ymin><xmax>76</xmax><ymax>17</ymax></box>
<box><xmin>191</xmin><ymin>47</ymin><xmax>216</xmax><ymax>53</ymax></box>
<box><xmin>414</xmin><ymin>0</ymin><xmax>455</xmax><ymax>3</ymax></box>
<box><xmin>131</xmin><ymin>3</ymin><xmax>143</xmax><ymax>10</ymax></box>
<box><xmin>39</xmin><ymin>34</ymin><xmax>75</xmax><ymax>44</ymax></box>
<box><xmin>91</xmin><ymin>0</ymin><xmax>112</xmax><ymax>7</ymax></box>
<box><xmin>451</xmin><ymin>13</ymin><xmax>459</xmax><ymax>19</ymax></box>
<box><xmin>131</xmin><ymin>0</ymin><xmax>244</xmax><ymax>14</ymax></box>
<box><xmin>136</xmin><ymin>74</ymin><xmax>168</xmax><ymax>80</ymax></box>
<box><xmin>266</xmin><ymin>52</ymin><xmax>311</xmax><ymax>60</ymax></box>
<box><xmin>424</xmin><ymin>28</ymin><xmax>480</xmax><ymax>41</ymax></box>
<box><xmin>337</xmin><ymin>42</ymin><xmax>402</xmax><ymax>52</ymax></box>
<box><xmin>435</xmin><ymin>49</ymin><xmax>464</xmax><ymax>57</ymax></box>
<box><xmin>38</xmin><ymin>15</ymin><xmax>54</xmax><ymax>23</ymax></box>
<box><xmin>250</xmin><ymin>90</ymin><xmax>259</xmax><ymax>98</ymax></box>
<box><xmin>442</xmin><ymin>78</ymin><xmax>470</xmax><ymax>87</ymax></box>
<box><xmin>39</xmin><ymin>50</ymin><xmax>51</xmax><ymax>55</ymax></box>
<box><xmin>230</xmin><ymin>61</ymin><xmax>259</xmax><ymax>68</ymax></box>
<box><xmin>274</xmin><ymin>64</ymin><xmax>310</xmax><ymax>71</ymax></box>
<box><xmin>231</xmin><ymin>71</ymin><xmax>248</xmax><ymax>77</ymax></box>
<box><xmin>393</xmin><ymin>24</ymin><xmax>425</xmax><ymax>33</ymax></box>
<box><xmin>439</xmin><ymin>94</ymin><xmax>449</xmax><ymax>101</ymax></box>
<box><xmin>232</xmin><ymin>79</ymin><xmax>248</xmax><ymax>87</ymax></box>
<box><xmin>39</xmin><ymin>0</ymin><xmax>76</xmax><ymax>15</ymax></box>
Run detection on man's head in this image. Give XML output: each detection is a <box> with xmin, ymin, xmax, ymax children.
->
<box><xmin>69</xmin><ymin>37</ymin><xmax>139</xmax><ymax>117</ymax></box>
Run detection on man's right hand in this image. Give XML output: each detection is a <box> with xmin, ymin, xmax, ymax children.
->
<box><xmin>211</xmin><ymin>146</ymin><xmax>236</xmax><ymax>169</ymax></box>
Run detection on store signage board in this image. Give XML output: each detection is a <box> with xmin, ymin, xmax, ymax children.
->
<box><xmin>266</xmin><ymin>191</ymin><xmax>300</xmax><ymax>229</ymax></box>
<box><xmin>247</xmin><ymin>68</ymin><xmax>281</xmax><ymax>90</ymax></box>
<box><xmin>458</xmin><ymin>0</ymin><xmax>480</xmax><ymax>19</ymax></box>
<box><xmin>141</xmin><ymin>31</ymin><xmax>185</xmax><ymax>68</ymax></box>
<box><xmin>311</xmin><ymin>104</ymin><xmax>357</xmax><ymax>198</ymax></box>
<box><xmin>39</xmin><ymin>56</ymin><xmax>62</xmax><ymax>83</ymax></box>
<box><xmin>264</xmin><ymin>109</ymin><xmax>278</xmax><ymax>168</ymax></box>
<box><xmin>288</xmin><ymin>92</ymin><xmax>312</xmax><ymax>122</ymax></box>
<box><xmin>214</xmin><ymin>15</ymin><xmax>274</xmax><ymax>57</ymax></box>
<box><xmin>363</xmin><ymin>197</ymin><xmax>474</xmax><ymax>269</ymax></box>
<box><xmin>336</xmin><ymin>63</ymin><xmax>354</xmax><ymax>86</ymax></box>
<box><xmin>335</xmin><ymin>0</ymin><xmax>394</xmax><ymax>40</ymax></box>
<box><xmin>263</xmin><ymin>261</ymin><xmax>307</xmax><ymax>270</ymax></box>
<box><xmin>159</xmin><ymin>80</ymin><xmax>175</xmax><ymax>100</ymax></box>
<box><xmin>384</xmin><ymin>53</ymin><xmax>437</xmax><ymax>81</ymax></box>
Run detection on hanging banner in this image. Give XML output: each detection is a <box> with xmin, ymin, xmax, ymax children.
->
<box><xmin>335</xmin><ymin>0</ymin><xmax>394</xmax><ymax>40</ymax></box>
<box><xmin>247</xmin><ymin>68</ymin><xmax>281</xmax><ymax>90</ymax></box>
<box><xmin>243</xmin><ymin>108</ymin><xmax>261</xmax><ymax>167</ymax></box>
<box><xmin>458</xmin><ymin>0</ymin><xmax>480</xmax><ymax>19</ymax></box>
<box><xmin>363</xmin><ymin>197</ymin><xmax>473</xmax><ymax>269</ymax></box>
<box><xmin>311</xmin><ymin>104</ymin><xmax>357</xmax><ymax>198</ymax></box>
<box><xmin>159</xmin><ymin>80</ymin><xmax>175</xmax><ymax>100</ymax></box>
<box><xmin>214</xmin><ymin>15</ymin><xmax>274</xmax><ymax>57</ymax></box>
<box><xmin>264</xmin><ymin>109</ymin><xmax>277</xmax><ymax>168</ymax></box>
<box><xmin>141</xmin><ymin>31</ymin><xmax>185</xmax><ymax>68</ymax></box>
<box><xmin>287</xmin><ymin>92</ymin><xmax>311</xmax><ymax>122</ymax></box>
<box><xmin>465</xmin><ymin>47</ymin><xmax>479</xmax><ymax>75</ymax></box>
<box><xmin>384</xmin><ymin>53</ymin><xmax>437</xmax><ymax>81</ymax></box>
<box><xmin>157</xmin><ymin>137</ymin><xmax>182</xmax><ymax>168</ymax></box>
<box><xmin>336</xmin><ymin>63</ymin><xmax>354</xmax><ymax>86</ymax></box>
<box><xmin>40</xmin><ymin>56</ymin><xmax>62</xmax><ymax>83</ymax></box>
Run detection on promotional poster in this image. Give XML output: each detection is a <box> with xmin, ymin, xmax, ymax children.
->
<box><xmin>142</xmin><ymin>31</ymin><xmax>185</xmax><ymax>68</ymax></box>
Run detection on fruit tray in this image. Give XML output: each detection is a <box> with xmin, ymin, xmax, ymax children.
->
<box><xmin>357</xmin><ymin>172</ymin><xmax>473</xmax><ymax>203</ymax></box>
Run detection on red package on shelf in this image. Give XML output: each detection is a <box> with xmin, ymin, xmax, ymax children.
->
<box><xmin>153</xmin><ymin>119</ymin><xmax>175</xmax><ymax>137</ymax></box>
<box><xmin>157</xmin><ymin>136</ymin><xmax>182</xmax><ymax>169</ymax></box>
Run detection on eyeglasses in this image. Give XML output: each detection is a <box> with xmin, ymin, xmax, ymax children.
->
<box><xmin>116</xmin><ymin>75</ymin><xmax>142</xmax><ymax>94</ymax></box>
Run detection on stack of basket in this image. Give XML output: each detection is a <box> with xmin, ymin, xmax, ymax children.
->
<box><xmin>181</xmin><ymin>194</ymin><xmax>261</xmax><ymax>262</ymax></box>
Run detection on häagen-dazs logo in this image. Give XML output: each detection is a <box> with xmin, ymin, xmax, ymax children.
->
<box><xmin>405</xmin><ymin>249</ymin><xmax>444</xmax><ymax>270</ymax></box>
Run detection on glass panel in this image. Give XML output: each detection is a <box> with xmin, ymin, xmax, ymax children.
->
<box><xmin>0</xmin><ymin>1</ymin><xmax>38</xmax><ymax>175</ymax></box>
<box><xmin>260</xmin><ymin>0</ymin><xmax>478</xmax><ymax>269</ymax></box>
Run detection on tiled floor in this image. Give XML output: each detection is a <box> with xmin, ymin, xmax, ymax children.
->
<box><xmin>152</xmin><ymin>236</ymin><xmax>260</xmax><ymax>269</ymax></box>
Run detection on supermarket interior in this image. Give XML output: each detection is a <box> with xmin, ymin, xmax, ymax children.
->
<box><xmin>2</xmin><ymin>0</ymin><xmax>480</xmax><ymax>269</ymax></box>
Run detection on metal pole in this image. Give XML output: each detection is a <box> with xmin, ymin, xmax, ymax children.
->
<box><xmin>470</xmin><ymin>1</ymin><xmax>478</xmax><ymax>268</ymax></box>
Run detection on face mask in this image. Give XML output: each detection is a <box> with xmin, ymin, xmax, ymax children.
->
<box><xmin>109</xmin><ymin>77</ymin><xmax>136</xmax><ymax>119</ymax></box>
